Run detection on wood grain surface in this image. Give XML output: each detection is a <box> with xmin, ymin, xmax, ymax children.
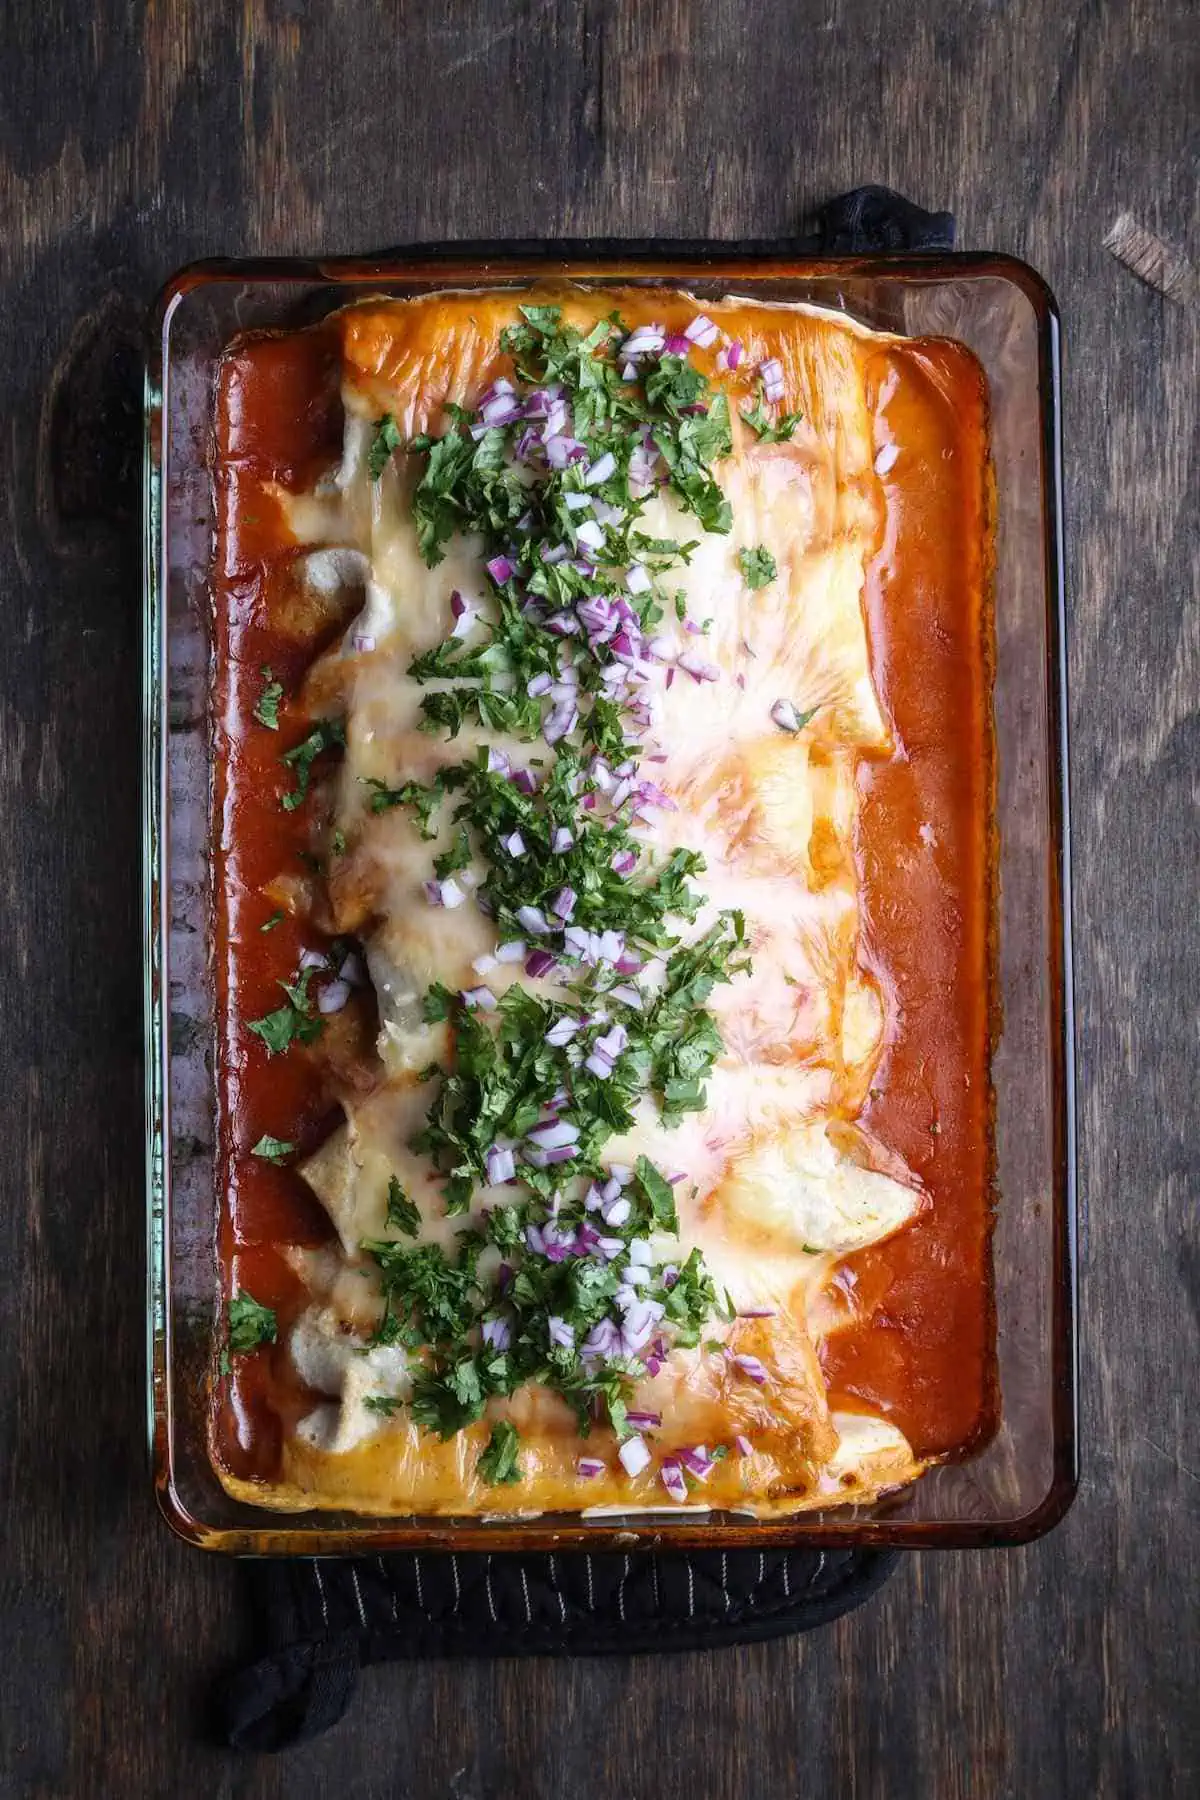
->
<box><xmin>1</xmin><ymin>1</ymin><xmax>1196</xmax><ymax>1795</ymax></box>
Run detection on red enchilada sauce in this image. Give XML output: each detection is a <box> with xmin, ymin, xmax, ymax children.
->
<box><xmin>209</xmin><ymin>314</ymin><xmax>995</xmax><ymax>1482</ymax></box>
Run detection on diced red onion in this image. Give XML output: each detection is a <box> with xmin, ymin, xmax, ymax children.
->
<box><xmin>596</xmin><ymin>929</ymin><xmax>625</xmax><ymax>964</ymax></box>
<box><xmin>543</xmin><ymin>397</ymin><xmax>569</xmax><ymax>437</ymax></box>
<box><xmin>575</xmin><ymin>518</ymin><xmax>605</xmax><ymax>552</ymax></box>
<box><xmin>526</xmin><ymin>672</ymin><xmax>554</xmax><ymax>699</ymax></box>
<box><xmin>548</xmin><ymin>1315</ymin><xmax>575</xmax><ymax>1349</ymax></box>
<box><xmin>733</xmin><ymin>1434</ymin><xmax>753</xmax><ymax>1457</ymax></box>
<box><xmin>775</xmin><ymin>698</ymin><xmax>813</xmax><ymax>734</ymax></box>
<box><xmin>494</xmin><ymin>938</ymin><xmax>526</xmax><ymax>963</ymax></box>
<box><xmin>683</xmin><ymin>313</ymin><xmax>718</xmax><ymax>348</ymax></box>
<box><xmin>481</xmin><ymin>1315</ymin><xmax>511</xmax><ymax>1349</ymax></box>
<box><xmin>527</xmin><ymin>1119</ymin><xmax>580</xmax><ymax>1151</ymax></box>
<box><xmin>874</xmin><ymin>442</ymin><xmax>899</xmax><ymax>476</ymax></box>
<box><xmin>501</xmin><ymin>830</ymin><xmax>527</xmax><ymax>858</ymax></box>
<box><xmin>352</xmin><ymin>632</ymin><xmax>376</xmax><ymax>654</ymax></box>
<box><xmin>425</xmin><ymin>877</ymin><xmax>466</xmax><ymax>909</ymax></box>
<box><xmin>660</xmin><ymin>1265</ymin><xmax>679</xmax><ymax>1289</ymax></box>
<box><xmin>481</xmin><ymin>395</ymin><xmax>521</xmax><ymax>427</ymax></box>
<box><xmin>581</xmin><ymin>1317</ymin><xmax>620</xmax><ymax>1359</ymax></box>
<box><xmin>486</xmin><ymin>555</ymin><xmax>515</xmax><ymax>586</ymax></box>
<box><xmin>678</xmin><ymin>650</ymin><xmax>721</xmax><ymax>684</ymax></box>
<box><xmin>601</xmin><ymin>1195</ymin><xmax>631</xmax><ymax>1228</ymax></box>
<box><xmin>595</xmin><ymin>1023</ymin><xmax>627</xmax><ymax>1061</ymax></box>
<box><xmin>594</xmin><ymin>1235</ymin><xmax>624</xmax><ymax>1262</ymax></box>
<box><xmin>663</xmin><ymin>332</ymin><xmax>691</xmax><ymax>356</ymax></box>
<box><xmin>317</xmin><ymin>978</ymin><xmax>351</xmax><ymax>1015</ymax></box>
<box><xmin>545</xmin><ymin>701</ymin><xmax>578</xmax><ymax>746</ymax></box>
<box><xmin>552</xmin><ymin>825</ymin><xmax>574</xmax><ymax>854</ymax></box>
<box><xmin>461</xmin><ymin>985</ymin><xmax>497</xmax><ymax>1011</ymax></box>
<box><xmin>550</xmin><ymin>886</ymin><xmax>577</xmax><ymax>921</ymax></box>
<box><xmin>608</xmin><ymin>1163</ymin><xmax>632</xmax><ymax>1186</ymax></box>
<box><xmin>525</xmin><ymin>949</ymin><xmax>557</xmax><ymax>980</ymax></box>
<box><xmin>546</xmin><ymin>434</ymin><xmax>587</xmax><ymax>468</ymax></box>
<box><xmin>527</xmin><ymin>1144</ymin><xmax>579</xmax><ymax>1168</ymax></box>
<box><xmin>618</xmin><ymin>1435</ymin><xmax>652</xmax><ymax>1477</ymax></box>
<box><xmin>512</xmin><ymin>769</ymin><xmax>539</xmax><ymax>794</ymax></box>
<box><xmin>516</xmin><ymin>904</ymin><xmax>551</xmax><ymax>935</ymax></box>
<box><xmin>584</xmin><ymin>1050</ymin><xmax>614</xmax><ymax>1080</ymax></box>
<box><xmin>678</xmin><ymin>1445</ymin><xmax>715</xmax><ymax>1480</ymax></box>
<box><xmin>760</xmin><ymin>357</ymin><xmax>785</xmax><ymax>403</ymax></box>
<box><xmin>562</xmin><ymin>490</ymin><xmax>591</xmax><ymax>512</ymax></box>
<box><xmin>472</xmin><ymin>952</ymin><xmax>498</xmax><ymax>976</ymax></box>
<box><xmin>577</xmin><ymin>1456</ymin><xmax>606</xmax><ymax>1478</ymax></box>
<box><xmin>545</xmin><ymin>611</ymin><xmax>581</xmax><ymax>636</ymax></box>
<box><xmin>729</xmin><ymin>1352</ymin><xmax>769</xmax><ymax>1384</ymax></box>
<box><xmin>583</xmin><ymin>450</ymin><xmax>616</xmax><ymax>487</ymax></box>
<box><xmin>298</xmin><ymin>948</ymin><xmax>327</xmax><ymax>972</ymax></box>
<box><xmin>621</xmin><ymin>326</ymin><xmax>666</xmax><ymax>359</ymax></box>
<box><xmin>486</xmin><ymin>747</ymin><xmax>510</xmax><ymax>774</ymax></box>
<box><xmin>627</xmin><ymin>1237</ymin><xmax>652</xmax><ymax>1267</ymax></box>
<box><xmin>726</xmin><ymin>339</ymin><xmax>743</xmax><ymax>370</ymax></box>
<box><xmin>485</xmin><ymin>1145</ymin><xmax>516</xmax><ymax>1185</ymax></box>
<box><xmin>625</xmin><ymin>1410</ymin><xmax>662</xmax><ymax>1431</ymax></box>
<box><xmin>737</xmin><ymin>1306</ymin><xmax>777</xmax><ymax>1319</ymax></box>
<box><xmin>660</xmin><ymin>1460</ymin><xmax>688</xmax><ymax>1502</ymax></box>
<box><xmin>339</xmin><ymin>952</ymin><xmax>366</xmax><ymax>986</ymax></box>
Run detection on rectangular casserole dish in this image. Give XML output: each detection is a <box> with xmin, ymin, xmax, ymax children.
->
<box><xmin>144</xmin><ymin>244</ymin><xmax>1076</xmax><ymax>1553</ymax></box>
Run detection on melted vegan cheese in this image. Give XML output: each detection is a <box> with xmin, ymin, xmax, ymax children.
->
<box><xmin>217</xmin><ymin>287</ymin><xmax>966</xmax><ymax>1517</ymax></box>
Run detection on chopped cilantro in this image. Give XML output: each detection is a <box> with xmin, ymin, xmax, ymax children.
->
<box><xmin>280</xmin><ymin>718</ymin><xmax>345</xmax><ymax>811</ymax></box>
<box><xmin>253</xmin><ymin>667</ymin><xmax>283</xmax><ymax>730</ymax></box>
<box><xmin>362</xmin><ymin>774</ymin><xmax>446</xmax><ymax>836</ymax></box>
<box><xmin>331</xmin><ymin>828</ymin><xmax>346</xmax><ymax>857</ymax></box>
<box><xmin>633</xmin><ymin>1156</ymin><xmax>678</xmax><ymax>1231</ymax></box>
<box><xmin>740</xmin><ymin>383</ymin><xmax>804</xmax><ymax>443</ymax></box>
<box><xmin>385</xmin><ymin>1176</ymin><xmax>423</xmax><ymax>1238</ymax></box>
<box><xmin>738</xmin><ymin>546</ymin><xmax>777</xmax><ymax>590</ymax></box>
<box><xmin>259</xmin><ymin>909</ymin><xmax>285</xmax><ymax>933</ymax></box>
<box><xmin>227</xmin><ymin>1290</ymin><xmax>277</xmax><ymax>1352</ymax></box>
<box><xmin>368</xmin><ymin>413</ymin><xmax>403</xmax><ymax>480</ymax></box>
<box><xmin>251</xmin><ymin>1134</ymin><xmax>294</xmax><ymax>1164</ymax></box>
<box><xmin>246</xmin><ymin>964</ymin><xmax>323</xmax><ymax>1056</ymax></box>
<box><xmin>364</xmin><ymin>1393</ymin><xmax>406</xmax><ymax>1417</ymax></box>
<box><xmin>477</xmin><ymin>1420</ymin><xmax>523</xmax><ymax>1485</ymax></box>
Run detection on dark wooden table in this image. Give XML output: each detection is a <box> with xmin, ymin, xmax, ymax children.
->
<box><xmin>2</xmin><ymin>2</ymin><xmax>1197</xmax><ymax>1794</ymax></box>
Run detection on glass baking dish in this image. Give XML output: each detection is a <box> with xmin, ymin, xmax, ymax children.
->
<box><xmin>143</xmin><ymin>245</ymin><xmax>1076</xmax><ymax>1553</ymax></box>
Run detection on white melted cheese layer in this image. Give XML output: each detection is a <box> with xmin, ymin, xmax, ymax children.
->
<box><xmin>277</xmin><ymin>305</ymin><xmax>924</xmax><ymax>1491</ymax></box>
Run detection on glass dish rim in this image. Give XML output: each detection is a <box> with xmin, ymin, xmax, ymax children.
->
<box><xmin>143</xmin><ymin>244</ymin><xmax>1077</xmax><ymax>1554</ymax></box>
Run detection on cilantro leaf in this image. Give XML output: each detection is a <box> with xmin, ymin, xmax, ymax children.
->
<box><xmin>228</xmin><ymin>1290</ymin><xmax>277</xmax><ymax>1352</ymax></box>
<box><xmin>280</xmin><ymin>718</ymin><xmax>345</xmax><ymax>811</ymax></box>
<box><xmin>364</xmin><ymin>1393</ymin><xmax>406</xmax><ymax>1417</ymax></box>
<box><xmin>633</xmin><ymin>1156</ymin><xmax>678</xmax><ymax>1231</ymax></box>
<box><xmin>246</xmin><ymin>965</ymin><xmax>324</xmax><ymax>1056</ymax></box>
<box><xmin>740</xmin><ymin>383</ymin><xmax>803</xmax><ymax>443</ymax></box>
<box><xmin>368</xmin><ymin>413</ymin><xmax>403</xmax><ymax>480</ymax></box>
<box><xmin>738</xmin><ymin>546</ymin><xmax>777</xmax><ymax>590</ymax></box>
<box><xmin>385</xmin><ymin>1176</ymin><xmax>423</xmax><ymax>1238</ymax></box>
<box><xmin>253</xmin><ymin>666</ymin><xmax>283</xmax><ymax>730</ymax></box>
<box><xmin>362</xmin><ymin>773</ymin><xmax>446</xmax><ymax>835</ymax></box>
<box><xmin>251</xmin><ymin>1134</ymin><xmax>294</xmax><ymax>1163</ymax></box>
<box><xmin>477</xmin><ymin>1420</ymin><xmax>523</xmax><ymax>1485</ymax></box>
<box><xmin>259</xmin><ymin>909</ymin><xmax>285</xmax><ymax>933</ymax></box>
